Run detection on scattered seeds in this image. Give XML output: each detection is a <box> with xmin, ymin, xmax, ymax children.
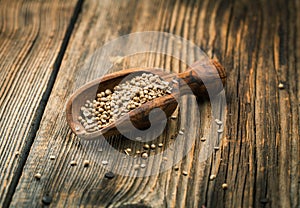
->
<box><xmin>278</xmin><ymin>83</ymin><xmax>284</xmax><ymax>89</ymax></box>
<box><xmin>104</xmin><ymin>171</ymin><xmax>115</xmax><ymax>179</ymax></box>
<box><xmin>141</xmin><ymin>152</ymin><xmax>148</xmax><ymax>159</ymax></box>
<box><xmin>83</xmin><ymin>160</ymin><xmax>90</xmax><ymax>167</ymax></box>
<box><xmin>70</xmin><ymin>160</ymin><xmax>77</xmax><ymax>166</ymax></box>
<box><xmin>34</xmin><ymin>173</ymin><xmax>41</xmax><ymax>180</ymax></box>
<box><xmin>150</xmin><ymin>144</ymin><xmax>156</xmax><ymax>149</ymax></box>
<box><xmin>140</xmin><ymin>164</ymin><xmax>146</xmax><ymax>168</ymax></box>
<box><xmin>158</xmin><ymin>143</ymin><xmax>163</xmax><ymax>148</ymax></box>
<box><xmin>182</xmin><ymin>171</ymin><xmax>188</xmax><ymax>176</ymax></box>
<box><xmin>222</xmin><ymin>183</ymin><xmax>228</xmax><ymax>190</ymax></box>
<box><xmin>49</xmin><ymin>155</ymin><xmax>56</xmax><ymax>160</ymax></box>
<box><xmin>143</xmin><ymin>144</ymin><xmax>150</xmax><ymax>150</ymax></box>
<box><xmin>101</xmin><ymin>160</ymin><xmax>108</xmax><ymax>165</ymax></box>
<box><xmin>209</xmin><ymin>174</ymin><xmax>216</xmax><ymax>180</ymax></box>
<box><xmin>42</xmin><ymin>195</ymin><xmax>52</xmax><ymax>205</ymax></box>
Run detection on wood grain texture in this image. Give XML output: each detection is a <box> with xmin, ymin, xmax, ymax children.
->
<box><xmin>9</xmin><ymin>0</ymin><xmax>300</xmax><ymax>207</ymax></box>
<box><xmin>0</xmin><ymin>0</ymin><xmax>80</xmax><ymax>206</ymax></box>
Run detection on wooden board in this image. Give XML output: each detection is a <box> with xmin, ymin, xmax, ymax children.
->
<box><xmin>6</xmin><ymin>0</ymin><xmax>300</xmax><ymax>207</ymax></box>
<box><xmin>0</xmin><ymin>0</ymin><xmax>80</xmax><ymax>206</ymax></box>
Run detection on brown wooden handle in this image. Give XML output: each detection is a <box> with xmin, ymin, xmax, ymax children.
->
<box><xmin>177</xmin><ymin>60</ymin><xmax>226</xmax><ymax>98</ymax></box>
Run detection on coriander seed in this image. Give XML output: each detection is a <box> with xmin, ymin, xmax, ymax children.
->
<box><xmin>141</xmin><ymin>152</ymin><xmax>148</xmax><ymax>159</ymax></box>
<box><xmin>143</xmin><ymin>144</ymin><xmax>150</xmax><ymax>150</ymax></box>
<box><xmin>34</xmin><ymin>173</ymin><xmax>42</xmax><ymax>180</ymax></box>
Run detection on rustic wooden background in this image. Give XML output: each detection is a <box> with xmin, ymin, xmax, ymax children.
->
<box><xmin>0</xmin><ymin>0</ymin><xmax>299</xmax><ymax>207</ymax></box>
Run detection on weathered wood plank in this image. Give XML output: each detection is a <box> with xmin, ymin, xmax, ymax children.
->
<box><xmin>11</xmin><ymin>0</ymin><xmax>300</xmax><ymax>207</ymax></box>
<box><xmin>0</xmin><ymin>0</ymin><xmax>80</xmax><ymax>206</ymax></box>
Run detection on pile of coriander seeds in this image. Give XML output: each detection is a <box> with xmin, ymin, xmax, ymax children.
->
<box><xmin>78</xmin><ymin>72</ymin><xmax>173</xmax><ymax>132</ymax></box>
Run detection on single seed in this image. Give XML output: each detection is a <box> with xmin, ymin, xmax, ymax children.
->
<box><xmin>105</xmin><ymin>89</ymin><xmax>112</xmax><ymax>95</ymax></box>
<box><xmin>140</xmin><ymin>164</ymin><xmax>146</xmax><ymax>168</ymax></box>
<box><xmin>162</xmin><ymin>156</ymin><xmax>168</xmax><ymax>161</ymax></box>
<box><xmin>182</xmin><ymin>171</ymin><xmax>188</xmax><ymax>176</ymax></box>
<box><xmin>158</xmin><ymin>143</ymin><xmax>163</xmax><ymax>148</ymax></box>
<box><xmin>215</xmin><ymin>119</ymin><xmax>223</xmax><ymax>125</ymax></box>
<box><xmin>141</xmin><ymin>152</ymin><xmax>148</xmax><ymax>159</ymax></box>
<box><xmin>83</xmin><ymin>160</ymin><xmax>90</xmax><ymax>167</ymax></box>
<box><xmin>278</xmin><ymin>83</ymin><xmax>284</xmax><ymax>89</ymax></box>
<box><xmin>222</xmin><ymin>183</ymin><xmax>228</xmax><ymax>190</ymax></box>
<box><xmin>134</xmin><ymin>164</ymin><xmax>140</xmax><ymax>170</ymax></box>
<box><xmin>179</xmin><ymin>130</ymin><xmax>184</xmax><ymax>135</ymax></box>
<box><xmin>34</xmin><ymin>173</ymin><xmax>41</xmax><ymax>180</ymax></box>
<box><xmin>210</xmin><ymin>175</ymin><xmax>216</xmax><ymax>180</ymax></box>
<box><xmin>217</xmin><ymin>129</ymin><xmax>224</xmax><ymax>133</ymax></box>
<box><xmin>75</xmin><ymin>126</ymin><xmax>80</xmax><ymax>131</ymax></box>
<box><xmin>150</xmin><ymin>144</ymin><xmax>156</xmax><ymax>149</ymax></box>
<box><xmin>136</xmin><ymin>150</ymin><xmax>141</xmax><ymax>154</ymax></box>
<box><xmin>70</xmin><ymin>160</ymin><xmax>77</xmax><ymax>166</ymax></box>
<box><xmin>126</xmin><ymin>148</ymin><xmax>132</xmax><ymax>153</ymax></box>
<box><xmin>104</xmin><ymin>171</ymin><xmax>115</xmax><ymax>179</ymax></box>
<box><xmin>49</xmin><ymin>155</ymin><xmax>56</xmax><ymax>160</ymax></box>
<box><xmin>174</xmin><ymin>166</ymin><xmax>179</xmax><ymax>171</ymax></box>
<box><xmin>42</xmin><ymin>195</ymin><xmax>52</xmax><ymax>205</ymax></box>
<box><xmin>200</xmin><ymin>137</ymin><xmax>206</xmax><ymax>142</ymax></box>
<box><xmin>170</xmin><ymin>115</ymin><xmax>177</xmax><ymax>119</ymax></box>
<box><xmin>15</xmin><ymin>151</ymin><xmax>20</xmax><ymax>156</ymax></box>
<box><xmin>143</xmin><ymin>144</ymin><xmax>150</xmax><ymax>150</ymax></box>
<box><xmin>214</xmin><ymin>146</ymin><xmax>220</xmax><ymax>151</ymax></box>
<box><xmin>102</xmin><ymin>160</ymin><xmax>108</xmax><ymax>165</ymax></box>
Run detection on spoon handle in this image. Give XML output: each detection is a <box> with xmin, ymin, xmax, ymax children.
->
<box><xmin>177</xmin><ymin>60</ymin><xmax>226</xmax><ymax>98</ymax></box>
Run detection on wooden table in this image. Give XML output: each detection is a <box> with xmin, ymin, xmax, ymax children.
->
<box><xmin>1</xmin><ymin>0</ymin><xmax>299</xmax><ymax>207</ymax></box>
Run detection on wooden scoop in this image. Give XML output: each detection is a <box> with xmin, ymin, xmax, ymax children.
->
<box><xmin>66</xmin><ymin>60</ymin><xmax>226</xmax><ymax>140</ymax></box>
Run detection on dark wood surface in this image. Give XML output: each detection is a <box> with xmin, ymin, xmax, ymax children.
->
<box><xmin>0</xmin><ymin>0</ymin><xmax>299</xmax><ymax>207</ymax></box>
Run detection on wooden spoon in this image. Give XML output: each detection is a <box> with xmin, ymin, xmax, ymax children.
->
<box><xmin>66</xmin><ymin>60</ymin><xmax>226</xmax><ymax>140</ymax></box>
